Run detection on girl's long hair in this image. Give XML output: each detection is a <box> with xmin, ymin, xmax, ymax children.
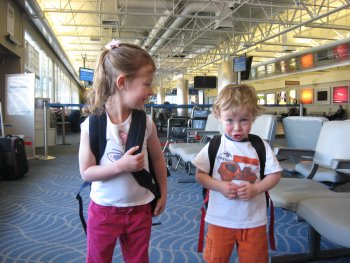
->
<box><xmin>85</xmin><ymin>43</ymin><xmax>155</xmax><ymax>115</ymax></box>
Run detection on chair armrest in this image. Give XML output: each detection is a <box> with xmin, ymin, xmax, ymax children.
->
<box><xmin>273</xmin><ymin>147</ymin><xmax>315</xmax><ymax>158</ymax></box>
<box><xmin>196</xmin><ymin>131</ymin><xmax>220</xmax><ymax>136</ymax></box>
<box><xmin>330</xmin><ymin>159</ymin><xmax>350</xmax><ymax>170</ymax></box>
<box><xmin>183</xmin><ymin>127</ymin><xmax>204</xmax><ymax>133</ymax></box>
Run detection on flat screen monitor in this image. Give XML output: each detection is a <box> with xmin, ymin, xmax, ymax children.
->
<box><xmin>79</xmin><ymin>67</ymin><xmax>94</xmax><ymax>82</ymax></box>
<box><xmin>233</xmin><ymin>56</ymin><xmax>247</xmax><ymax>72</ymax></box>
<box><xmin>193</xmin><ymin>76</ymin><xmax>217</xmax><ymax>89</ymax></box>
<box><xmin>239</xmin><ymin>56</ymin><xmax>253</xmax><ymax>80</ymax></box>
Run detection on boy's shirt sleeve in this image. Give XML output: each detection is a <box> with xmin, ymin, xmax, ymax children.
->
<box><xmin>263</xmin><ymin>140</ymin><xmax>283</xmax><ymax>175</ymax></box>
<box><xmin>191</xmin><ymin>143</ymin><xmax>210</xmax><ymax>174</ymax></box>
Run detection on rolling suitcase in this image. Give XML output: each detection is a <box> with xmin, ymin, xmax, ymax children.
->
<box><xmin>0</xmin><ymin>136</ymin><xmax>29</xmax><ymax>180</ymax></box>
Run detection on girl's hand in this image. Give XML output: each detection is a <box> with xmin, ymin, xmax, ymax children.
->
<box><xmin>236</xmin><ymin>181</ymin><xmax>258</xmax><ymax>200</ymax></box>
<box><xmin>152</xmin><ymin>196</ymin><xmax>166</xmax><ymax>216</ymax></box>
<box><xmin>220</xmin><ymin>182</ymin><xmax>240</xmax><ymax>200</ymax></box>
<box><xmin>118</xmin><ymin>146</ymin><xmax>145</xmax><ymax>172</ymax></box>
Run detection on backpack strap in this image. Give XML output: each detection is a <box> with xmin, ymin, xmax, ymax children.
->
<box><xmin>198</xmin><ymin>135</ymin><xmax>221</xmax><ymax>252</ymax></box>
<box><xmin>126</xmin><ymin>110</ymin><xmax>160</xmax><ymax>198</ymax></box>
<box><xmin>208</xmin><ymin>135</ymin><xmax>221</xmax><ymax>176</ymax></box>
<box><xmin>248</xmin><ymin>134</ymin><xmax>275</xmax><ymax>250</ymax></box>
<box><xmin>89</xmin><ymin>113</ymin><xmax>107</xmax><ymax>164</ymax></box>
<box><xmin>248</xmin><ymin>134</ymin><xmax>265</xmax><ymax>179</ymax></box>
<box><xmin>76</xmin><ymin>112</ymin><xmax>107</xmax><ymax>235</ymax></box>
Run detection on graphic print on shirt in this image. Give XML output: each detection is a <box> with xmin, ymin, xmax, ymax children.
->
<box><xmin>216</xmin><ymin>152</ymin><xmax>258</xmax><ymax>183</ymax></box>
<box><xmin>106</xmin><ymin>127</ymin><xmax>128</xmax><ymax>162</ymax></box>
<box><xmin>119</xmin><ymin>129</ymin><xmax>128</xmax><ymax>145</ymax></box>
<box><xmin>106</xmin><ymin>149</ymin><xmax>124</xmax><ymax>162</ymax></box>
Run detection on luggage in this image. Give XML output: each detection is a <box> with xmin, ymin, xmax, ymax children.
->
<box><xmin>0</xmin><ymin>136</ymin><xmax>29</xmax><ymax>180</ymax></box>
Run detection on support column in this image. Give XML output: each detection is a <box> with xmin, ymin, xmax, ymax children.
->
<box><xmin>218</xmin><ymin>61</ymin><xmax>236</xmax><ymax>93</ymax></box>
<box><xmin>157</xmin><ymin>88</ymin><xmax>165</xmax><ymax>104</ymax></box>
<box><xmin>176</xmin><ymin>78</ymin><xmax>188</xmax><ymax>116</ymax></box>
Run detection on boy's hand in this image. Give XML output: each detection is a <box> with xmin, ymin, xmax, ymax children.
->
<box><xmin>236</xmin><ymin>181</ymin><xmax>258</xmax><ymax>200</ymax></box>
<box><xmin>220</xmin><ymin>182</ymin><xmax>240</xmax><ymax>199</ymax></box>
<box><xmin>118</xmin><ymin>146</ymin><xmax>145</xmax><ymax>172</ymax></box>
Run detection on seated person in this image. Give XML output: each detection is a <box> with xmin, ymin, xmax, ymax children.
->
<box><xmin>326</xmin><ymin>105</ymin><xmax>345</xmax><ymax>120</ymax></box>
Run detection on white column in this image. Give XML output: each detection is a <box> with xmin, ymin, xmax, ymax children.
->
<box><xmin>176</xmin><ymin>78</ymin><xmax>188</xmax><ymax>116</ymax></box>
<box><xmin>218</xmin><ymin>61</ymin><xmax>236</xmax><ymax>94</ymax></box>
<box><xmin>157</xmin><ymin>88</ymin><xmax>165</xmax><ymax>104</ymax></box>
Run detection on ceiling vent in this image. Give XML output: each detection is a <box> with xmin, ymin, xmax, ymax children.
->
<box><xmin>214</xmin><ymin>19</ymin><xmax>233</xmax><ymax>30</ymax></box>
<box><xmin>101</xmin><ymin>19</ymin><xmax>118</xmax><ymax>27</ymax></box>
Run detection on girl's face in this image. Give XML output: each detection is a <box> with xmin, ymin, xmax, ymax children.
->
<box><xmin>123</xmin><ymin>64</ymin><xmax>154</xmax><ymax>109</ymax></box>
<box><xmin>220</xmin><ymin>108</ymin><xmax>253</xmax><ymax>141</ymax></box>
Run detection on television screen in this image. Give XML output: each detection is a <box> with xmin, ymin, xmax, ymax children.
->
<box><xmin>233</xmin><ymin>56</ymin><xmax>247</xmax><ymax>72</ymax></box>
<box><xmin>193</xmin><ymin>76</ymin><xmax>217</xmax><ymax>89</ymax></box>
<box><xmin>79</xmin><ymin>67</ymin><xmax>94</xmax><ymax>82</ymax></box>
<box><xmin>241</xmin><ymin>56</ymin><xmax>253</xmax><ymax>80</ymax></box>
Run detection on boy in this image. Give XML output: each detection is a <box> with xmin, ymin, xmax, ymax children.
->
<box><xmin>192</xmin><ymin>84</ymin><xmax>282</xmax><ymax>263</ymax></box>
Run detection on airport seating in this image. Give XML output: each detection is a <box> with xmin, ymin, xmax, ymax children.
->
<box><xmin>272</xmin><ymin>196</ymin><xmax>350</xmax><ymax>263</ymax></box>
<box><xmin>279</xmin><ymin>116</ymin><xmax>328</xmax><ymax>173</ymax></box>
<box><xmin>270</xmin><ymin>121</ymin><xmax>350</xmax><ymax>262</ymax></box>
<box><xmin>271</xmin><ymin>121</ymin><xmax>350</xmax><ymax>210</ymax></box>
<box><xmin>250</xmin><ymin>114</ymin><xmax>277</xmax><ymax>147</ymax></box>
<box><xmin>168</xmin><ymin>113</ymin><xmax>221</xmax><ymax>173</ymax></box>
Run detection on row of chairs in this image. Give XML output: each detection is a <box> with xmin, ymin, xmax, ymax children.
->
<box><xmin>270</xmin><ymin>119</ymin><xmax>350</xmax><ymax>262</ymax></box>
<box><xmin>162</xmin><ymin>113</ymin><xmax>350</xmax><ymax>261</ymax></box>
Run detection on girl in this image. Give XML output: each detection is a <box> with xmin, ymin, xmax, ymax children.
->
<box><xmin>79</xmin><ymin>40</ymin><xmax>167</xmax><ymax>263</ymax></box>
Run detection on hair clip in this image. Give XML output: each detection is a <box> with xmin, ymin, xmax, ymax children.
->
<box><xmin>105</xmin><ymin>39</ymin><xmax>120</xmax><ymax>50</ymax></box>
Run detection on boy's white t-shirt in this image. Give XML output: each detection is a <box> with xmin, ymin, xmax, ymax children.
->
<box><xmin>192</xmin><ymin>135</ymin><xmax>282</xmax><ymax>229</ymax></box>
<box><xmin>81</xmin><ymin>112</ymin><xmax>154</xmax><ymax>207</ymax></box>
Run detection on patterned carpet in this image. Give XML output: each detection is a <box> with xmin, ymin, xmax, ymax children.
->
<box><xmin>0</xmin><ymin>138</ymin><xmax>349</xmax><ymax>263</ymax></box>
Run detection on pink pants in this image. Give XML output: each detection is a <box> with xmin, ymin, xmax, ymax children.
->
<box><xmin>86</xmin><ymin>201</ymin><xmax>152</xmax><ymax>263</ymax></box>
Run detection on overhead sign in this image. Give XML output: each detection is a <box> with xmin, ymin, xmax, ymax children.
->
<box><xmin>285</xmin><ymin>80</ymin><xmax>300</xmax><ymax>86</ymax></box>
<box><xmin>234</xmin><ymin>56</ymin><xmax>246</xmax><ymax>72</ymax></box>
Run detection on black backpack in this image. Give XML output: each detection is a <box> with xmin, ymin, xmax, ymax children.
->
<box><xmin>197</xmin><ymin>134</ymin><xmax>275</xmax><ymax>252</ymax></box>
<box><xmin>76</xmin><ymin>110</ymin><xmax>160</xmax><ymax>234</ymax></box>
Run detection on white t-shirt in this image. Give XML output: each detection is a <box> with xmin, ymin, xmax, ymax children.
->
<box><xmin>192</xmin><ymin>135</ymin><xmax>282</xmax><ymax>229</ymax></box>
<box><xmin>80</xmin><ymin>112</ymin><xmax>154</xmax><ymax>207</ymax></box>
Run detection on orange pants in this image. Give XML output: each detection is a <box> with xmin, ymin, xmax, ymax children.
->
<box><xmin>203</xmin><ymin>224</ymin><xmax>268</xmax><ymax>263</ymax></box>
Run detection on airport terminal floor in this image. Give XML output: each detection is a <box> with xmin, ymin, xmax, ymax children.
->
<box><xmin>1</xmin><ymin>129</ymin><xmax>350</xmax><ymax>262</ymax></box>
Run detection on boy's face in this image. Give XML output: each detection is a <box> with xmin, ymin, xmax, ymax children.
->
<box><xmin>220</xmin><ymin>108</ymin><xmax>253</xmax><ymax>141</ymax></box>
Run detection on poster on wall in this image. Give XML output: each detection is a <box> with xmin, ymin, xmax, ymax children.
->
<box><xmin>315</xmin><ymin>87</ymin><xmax>330</xmax><ymax>104</ymax></box>
<box><xmin>300</xmin><ymin>88</ymin><xmax>314</xmax><ymax>104</ymax></box>
<box><xmin>6</xmin><ymin>74</ymin><xmax>35</xmax><ymax>116</ymax></box>
<box><xmin>332</xmin><ymin>85</ymin><xmax>349</xmax><ymax>104</ymax></box>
